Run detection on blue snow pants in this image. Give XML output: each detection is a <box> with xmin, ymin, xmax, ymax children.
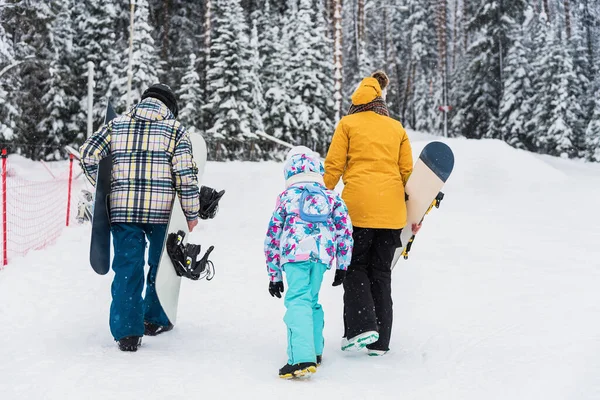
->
<box><xmin>109</xmin><ymin>223</ymin><xmax>170</xmax><ymax>341</ymax></box>
<box><xmin>283</xmin><ymin>261</ymin><xmax>327</xmax><ymax>365</ymax></box>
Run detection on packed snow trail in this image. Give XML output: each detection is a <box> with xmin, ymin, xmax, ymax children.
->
<box><xmin>1</xmin><ymin>134</ymin><xmax>599</xmax><ymax>399</ymax></box>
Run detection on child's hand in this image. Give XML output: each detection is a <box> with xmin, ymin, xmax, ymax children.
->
<box><xmin>332</xmin><ymin>270</ymin><xmax>346</xmax><ymax>286</ymax></box>
<box><xmin>269</xmin><ymin>281</ymin><xmax>284</xmax><ymax>298</ymax></box>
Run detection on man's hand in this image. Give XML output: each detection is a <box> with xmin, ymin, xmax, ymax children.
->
<box><xmin>187</xmin><ymin>218</ymin><xmax>199</xmax><ymax>232</ymax></box>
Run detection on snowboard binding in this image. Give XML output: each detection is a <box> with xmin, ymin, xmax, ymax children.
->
<box><xmin>402</xmin><ymin>191</ymin><xmax>445</xmax><ymax>260</ymax></box>
<box><xmin>199</xmin><ymin>186</ymin><xmax>225</xmax><ymax>220</ymax></box>
<box><xmin>76</xmin><ymin>190</ymin><xmax>94</xmax><ymax>224</ymax></box>
<box><xmin>166</xmin><ymin>230</ymin><xmax>215</xmax><ymax>281</ymax></box>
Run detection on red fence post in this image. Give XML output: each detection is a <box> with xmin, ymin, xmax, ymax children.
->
<box><xmin>66</xmin><ymin>154</ymin><xmax>74</xmax><ymax>227</ymax></box>
<box><xmin>2</xmin><ymin>149</ymin><xmax>7</xmax><ymax>266</ymax></box>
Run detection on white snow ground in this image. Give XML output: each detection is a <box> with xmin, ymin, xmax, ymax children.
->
<box><xmin>1</xmin><ymin>134</ymin><xmax>600</xmax><ymax>400</ymax></box>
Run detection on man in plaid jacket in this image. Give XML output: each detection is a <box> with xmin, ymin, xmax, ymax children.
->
<box><xmin>80</xmin><ymin>84</ymin><xmax>199</xmax><ymax>352</ymax></box>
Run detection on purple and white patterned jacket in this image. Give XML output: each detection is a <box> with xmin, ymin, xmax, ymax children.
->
<box><xmin>264</xmin><ymin>148</ymin><xmax>353</xmax><ymax>282</ymax></box>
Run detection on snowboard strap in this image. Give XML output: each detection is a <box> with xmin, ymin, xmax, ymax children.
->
<box><xmin>402</xmin><ymin>192</ymin><xmax>444</xmax><ymax>260</ymax></box>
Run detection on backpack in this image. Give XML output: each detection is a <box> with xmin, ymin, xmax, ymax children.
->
<box><xmin>298</xmin><ymin>184</ymin><xmax>333</xmax><ymax>223</ymax></box>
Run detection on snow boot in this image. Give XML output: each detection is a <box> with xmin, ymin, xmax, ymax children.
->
<box><xmin>367</xmin><ymin>349</ymin><xmax>388</xmax><ymax>356</ymax></box>
<box><xmin>278</xmin><ymin>362</ymin><xmax>317</xmax><ymax>379</ymax></box>
<box><xmin>117</xmin><ymin>336</ymin><xmax>142</xmax><ymax>352</ymax></box>
<box><xmin>341</xmin><ymin>331</ymin><xmax>379</xmax><ymax>352</ymax></box>
<box><xmin>144</xmin><ymin>321</ymin><xmax>174</xmax><ymax>336</ymax></box>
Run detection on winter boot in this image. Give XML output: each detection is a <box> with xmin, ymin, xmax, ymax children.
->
<box><xmin>341</xmin><ymin>331</ymin><xmax>379</xmax><ymax>352</ymax></box>
<box><xmin>316</xmin><ymin>355</ymin><xmax>322</xmax><ymax>366</ymax></box>
<box><xmin>117</xmin><ymin>336</ymin><xmax>142</xmax><ymax>352</ymax></box>
<box><xmin>367</xmin><ymin>349</ymin><xmax>388</xmax><ymax>356</ymax></box>
<box><xmin>144</xmin><ymin>321</ymin><xmax>174</xmax><ymax>336</ymax></box>
<box><xmin>278</xmin><ymin>362</ymin><xmax>317</xmax><ymax>379</ymax></box>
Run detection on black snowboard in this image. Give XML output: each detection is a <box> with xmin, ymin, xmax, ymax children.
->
<box><xmin>89</xmin><ymin>102</ymin><xmax>117</xmax><ymax>275</ymax></box>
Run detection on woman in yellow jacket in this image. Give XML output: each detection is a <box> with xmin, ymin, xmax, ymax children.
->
<box><xmin>324</xmin><ymin>71</ymin><xmax>413</xmax><ymax>356</ymax></box>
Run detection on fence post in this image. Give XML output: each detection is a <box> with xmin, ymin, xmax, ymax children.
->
<box><xmin>66</xmin><ymin>154</ymin><xmax>74</xmax><ymax>227</ymax></box>
<box><xmin>2</xmin><ymin>149</ymin><xmax>7</xmax><ymax>266</ymax></box>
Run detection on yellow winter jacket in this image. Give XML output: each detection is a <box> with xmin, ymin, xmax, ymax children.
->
<box><xmin>324</xmin><ymin>78</ymin><xmax>413</xmax><ymax>229</ymax></box>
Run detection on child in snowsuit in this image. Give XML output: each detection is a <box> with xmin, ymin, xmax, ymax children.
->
<box><xmin>264</xmin><ymin>146</ymin><xmax>353</xmax><ymax>379</ymax></box>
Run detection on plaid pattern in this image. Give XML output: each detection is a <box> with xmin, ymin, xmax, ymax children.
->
<box><xmin>80</xmin><ymin>98</ymin><xmax>199</xmax><ymax>224</ymax></box>
<box><xmin>347</xmin><ymin>97</ymin><xmax>390</xmax><ymax>117</ymax></box>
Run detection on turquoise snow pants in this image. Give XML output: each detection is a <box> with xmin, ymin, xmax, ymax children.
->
<box><xmin>109</xmin><ymin>223</ymin><xmax>170</xmax><ymax>341</ymax></box>
<box><xmin>283</xmin><ymin>261</ymin><xmax>327</xmax><ymax>365</ymax></box>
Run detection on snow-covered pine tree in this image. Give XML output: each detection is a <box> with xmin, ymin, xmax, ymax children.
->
<box><xmin>341</xmin><ymin>0</ymin><xmax>358</xmax><ymax>112</ymax></box>
<box><xmin>248</xmin><ymin>20</ymin><xmax>266</xmax><ymax>159</ymax></box>
<box><xmin>286</xmin><ymin>0</ymin><xmax>335</xmax><ymax>155</ymax></box>
<box><xmin>39</xmin><ymin>0</ymin><xmax>82</xmax><ymax>159</ymax></box>
<box><xmin>178</xmin><ymin>54</ymin><xmax>203</xmax><ymax>133</ymax></box>
<box><xmin>498</xmin><ymin>11</ymin><xmax>533</xmax><ymax>150</ymax></box>
<box><xmin>332</xmin><ymin>0</ymin><xmax>343</xmax><ymax>122</ymax></box>
<box><xmin>0</xmin><ymin>9</ymin><xmax>16</xmax><ymax>144</ymax></box>
<box><xmin>204</xmin><ymin>0</ymin><xmax>261</xmax><ymax>160</ymax></box>
<box><xmin>72</xmin><ymin>0</ymin><xmax>125</xmax><ymax>127</ymax></box>
<box><xmin>152</xmin><ymin>0</ymin><xmax>204</xmax><ymax>88</ymax></box>
<box><xmin>384</xmin><ymin>2</ymin><xmax>410</xmax><ymax>121</ymax></box>
<box><xmin>567</xmin><ymin>27</ymin><xmax>591</xmax><ymax>156</ymax></box>
<box><xmin>119</xmin><ymin>0</ymin><xmax>161</xmax><ymax>110</ymax></box>
<box><xmin>2</xmin><ymin>0</ymin><xmax>54</xmax><ymax>159</ymax></box>
<box><xmin>405</xmin><ymin>0</ymin><xmax>441</xmax><ymax>132</ymax></box>
<box><xmin>255</xmin><ymin>1</ymin><xmax>297</xmax><ymax>156</ymax></box>
<box><xmin>585</xmin><ymin>96</ymin><xmax>600</xmax><ymax>162</ymax></box>
<box><xmin>527</xmin><ymin>23</ymin><xmax>577</xmax><ymax>157</ymax></box>
<box><xmin>451</xmin><ymin>0</ymin><xmax>527</xmax><ymax>140</ymax></box>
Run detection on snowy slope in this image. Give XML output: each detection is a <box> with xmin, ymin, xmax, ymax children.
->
<box><xmin>1</xmin><ymin>136</ymin><xmax>600</xmax><ymax>400</ymax></box>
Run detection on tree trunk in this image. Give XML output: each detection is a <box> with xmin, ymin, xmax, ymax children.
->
<box><xmin>564</xmin><ymin>0</ymin><xmax>571</xmax><ymax>39</ymax></box>
<box><xmin>356</xmin><ymin>0</ymin><xmax>366</xmax><ymax>73</ymax></box>
<box><xmin>462</xmin><ymin>0</ymin><xmax>468</xmax><ymax>52</ymax></box>
<box><xmin>333</xmin><ymin>0</ymin><xmax>343</xmax><ymax>121</ymax></box>
<box><xmin>437</xmin><ymin>0</ymin><xmax>448</xmax><ymax>78</ymax></box>
<box><xmin>437</xmin><ymin>0</ymin><xmax>449</xmax><ymax>135</ymax></box>
<box><xmin>582</xmin><ymin>0</ymin><xmax>594</xmax><ymax>68</ymax></box>
<box><xmin>383</xmin><ymin>0</ymin><xmax>388</xmax><ymax>71</ymax></box>
<box><xmin>162</xmin><ymin>0</ymin><xmax>171</xmax><ymax>61</ymax></box>
<box><xmin>357</xmin><ymin>0</ymin><xmax>365</xmax><ymax>43</ymax></box>
<box><xmin>452</xmin><ymin>0</ymin><xmax>459</xmax><ymax>71</ymax></box>
<box><xmin>204</xmin><ymin>0</ymin><xmax>212</xmax><ymax>50</ymax></box>
<box><xmin>542</xmin><ymin>0</ymin><xmax>550</xmax><ymax>20</ymax></box>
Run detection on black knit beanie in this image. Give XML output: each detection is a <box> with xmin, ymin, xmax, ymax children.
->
<box><xmin>141</xmin><ymin>83</ymin><xmax>179</xmax><ymax>117</ymax></box>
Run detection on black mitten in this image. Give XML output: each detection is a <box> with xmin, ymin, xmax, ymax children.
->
<box><xmin>332</xmin><ymin>269</ymin><xmax>346</xmax><ymax>287</ymax></box>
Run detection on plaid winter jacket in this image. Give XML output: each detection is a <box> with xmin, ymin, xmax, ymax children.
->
<box><xmin>80</xmin><ymin>98</ymin><xmax>200</xmax><ymax>225</ymax></box>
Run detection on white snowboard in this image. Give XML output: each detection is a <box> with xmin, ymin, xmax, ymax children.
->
<box><xmin>392</xmin><ymin>141</ymin><xmax>454</xmax><ymax>268</ymax></box>
<box><xmin>156</xmin><ymin>133</ymin><xmax>207</xmax><ymax>324</ymax></box>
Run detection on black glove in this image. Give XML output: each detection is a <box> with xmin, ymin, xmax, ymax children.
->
<box><xmin>199</xmin><ymin>186</ymin><xmax>225</xmax><ymax>220</ymax></box>
<box><xmin>269</xmin><ymin>281</ymin><xmax>284</xmax><ymax>298</ymax></box>
<box><xmin>332</xmin><ymin>269</ymin><xmax>346</xmax><ymax>286</ymax></box>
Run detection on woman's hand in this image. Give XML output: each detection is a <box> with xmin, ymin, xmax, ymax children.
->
<box><xmin>411</xmin><ymin>222</ymin><xmax>422</xmax><ymax>235</ymax></box>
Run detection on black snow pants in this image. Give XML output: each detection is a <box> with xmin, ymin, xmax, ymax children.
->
<box><xmin>343</xmin><ymin>227</ymin><xmax>402</xmax><ymax>351</ymax></box>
